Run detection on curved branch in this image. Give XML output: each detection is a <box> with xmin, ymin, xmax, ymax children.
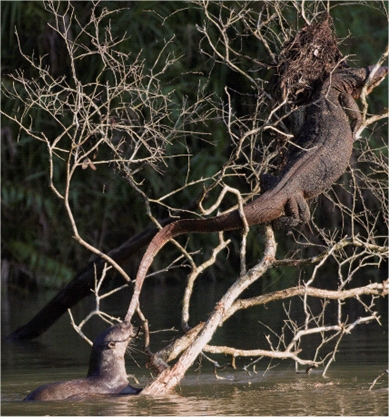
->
<box><xmin>226</xmin><ymin>282</ymin><xmax>387</xmax><ymax>320</ymax></box>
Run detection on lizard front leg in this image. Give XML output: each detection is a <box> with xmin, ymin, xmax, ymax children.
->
<box><xmin>273</xmin><ymin>193</ymin><xmax>310</xmax><ymax>229</ymax></box>
<box><xmin>339</xmin><ymin>92</ymin><xmax>361</xmax><ymax>137</ymax></box>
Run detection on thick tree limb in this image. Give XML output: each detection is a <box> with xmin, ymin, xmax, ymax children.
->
<box><xmin>146</xmin><ymin>281</ymin><xmax>387</xmax><ymax>374</ymax></box>
<box><xmin>7</xmin><ymin>187</ymin><xmax>203</xmax><ymax>342</ymax></box>
<box><xmin>141</xmin><ymin>225</ymin><xmax>277</xmax><ymax>395</ymax></box>
<box><xmin>6</xmin><ymin>221</ymin><xmax>165</xmax><ymax>341</ymax></box>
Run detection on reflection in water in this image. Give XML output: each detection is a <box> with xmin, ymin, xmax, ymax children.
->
<box><xmin>1</xmin><ymin>283</ymin><xmax>388</xmax><ymax>416</ymax></box>
<box><xmin>2</xmin><ymin>370</ymin><xmax>388</xmax><ymax>416</ymax></box>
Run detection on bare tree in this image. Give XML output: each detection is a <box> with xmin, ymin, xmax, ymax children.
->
<box><xmin>2</xmin><ymin>0</ymin><xmax>387</xmax><ymax>396</ymax></box>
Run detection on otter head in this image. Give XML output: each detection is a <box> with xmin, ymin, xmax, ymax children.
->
<box><xmin>86</xmin><ymin>321</ymin><xmax>135</xmax><ymax>377</ymax></box>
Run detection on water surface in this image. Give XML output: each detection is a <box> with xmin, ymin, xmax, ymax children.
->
<box><xmin>2</xmin><ymin>283</ymin><xmax>387</xmax><ymax>416</ymax></box>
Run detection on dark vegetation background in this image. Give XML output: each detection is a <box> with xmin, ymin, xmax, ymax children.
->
<box><xmin>1</xmin><ymin>1</ymin><xmax>387</xmax><ymax>297</ymax></box>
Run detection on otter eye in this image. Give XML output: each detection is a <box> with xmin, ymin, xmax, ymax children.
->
<box><xmin>108</xmin><ymin>341</ymin><xmax>116</xmax><ymax>349</ymax></box>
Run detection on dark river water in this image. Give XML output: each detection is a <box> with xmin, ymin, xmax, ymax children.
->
<box><xmin>1</xmin><ymin>280</ymin><xmax>388</xmax><ymax>416</ymax></box>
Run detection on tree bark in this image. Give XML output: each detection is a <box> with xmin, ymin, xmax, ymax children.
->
<box><xmin>141</xmin><ymin>225</ymin><xmax>277</xmax><ymax>395</ymax></box>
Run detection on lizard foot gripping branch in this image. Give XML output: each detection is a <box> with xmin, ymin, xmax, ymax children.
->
<box><xmin>124</xmin><ymin>65</ymin><xmax>388</xmax><ymax>323</ymax></box>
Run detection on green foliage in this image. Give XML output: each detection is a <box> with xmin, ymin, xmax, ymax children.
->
<box><xmin>1</xmin><ymin>1</ymin><xmax>387</xmax><ymax>290</ymax></box>
<box><xmin>7</xmin><ymin>240</ymin><xmax>74</xmax><ymax>289</ymax></box>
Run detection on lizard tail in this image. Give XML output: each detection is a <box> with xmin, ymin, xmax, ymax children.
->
<box><xmin>124</xmin><ymin>210</ymin><xmax>243</xmax><ymax>322</ymax></box>
<box><xmin>124</xmin><ymin>191</ymin><xmax>284</xmax><ymax>322</ymax></box>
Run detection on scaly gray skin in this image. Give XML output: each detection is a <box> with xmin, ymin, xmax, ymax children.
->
<box><xmin>24</xmin><ymin>321</ymin><xmax>142</xmax><ymax>401</ymax></box>
<box><xmin>125</xmin><ymin>65</ymin><xmax>388</xmax><ymax>322</ymax></box>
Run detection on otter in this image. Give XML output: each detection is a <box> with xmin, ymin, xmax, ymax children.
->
<box><xmin>24</xmin><ymin>321</ymin><xmax>142</xmax><ymax>401</ymax></box>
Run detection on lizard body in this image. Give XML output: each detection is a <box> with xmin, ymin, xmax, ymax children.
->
<box><xmin>125</xmin><ymin>65</ymin><xmax>388</xmax><ymax>322</ymax></box>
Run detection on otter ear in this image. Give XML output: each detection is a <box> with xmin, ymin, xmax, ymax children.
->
<box><xmin>108</xmin><ymin>341</ymin><xmax>116</xmax><ymax>349</ymax></box>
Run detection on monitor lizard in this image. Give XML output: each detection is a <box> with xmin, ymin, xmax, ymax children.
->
<box><xmin>125</xmin><ymin>65</ymin><xmax>388</xmax><ymax>322</ymax></box>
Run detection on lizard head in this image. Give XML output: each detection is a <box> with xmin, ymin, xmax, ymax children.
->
<box><xmin>364</xmin><ymin>65</ymin><xmax>388</xmax><ymax>95</ymax></box>
<box><xmin>348</xmin><ymin>66</ymin><xmax>388</xmax><ymax>98</ymax></box>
